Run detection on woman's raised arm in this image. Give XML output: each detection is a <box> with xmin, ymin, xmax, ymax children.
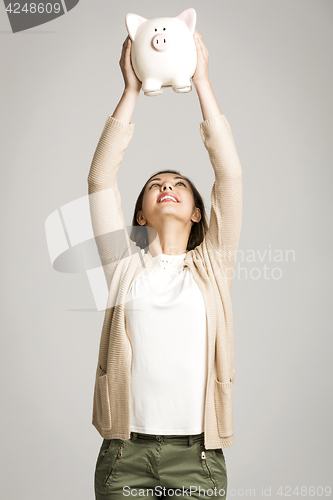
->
<box><xmin>87</xmin><ymin>37</ymin><xmax>142</xmax><ymax>292</ymax></box>
<box><xmin>193</xmin><ymin>30</ymin><xmax>243</xmax><ymax>292</ymax></box>
<box><xmin>112</xmin><ymin>36</ymin><xmax>141</xmax><ymax>124</ymax></box>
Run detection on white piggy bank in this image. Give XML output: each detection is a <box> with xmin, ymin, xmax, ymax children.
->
<box><xmin>125</xmin><ymin>8</ymin><xmax>197</xmax><ymax>96</ymax></box>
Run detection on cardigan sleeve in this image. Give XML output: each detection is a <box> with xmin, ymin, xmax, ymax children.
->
<box><xmin>199</xmin><ymin>114</ymin><xmax>243</xmax><ymax>289</ymax></box>
<box><xmin>87</xmin><ymin>116</ymin><xmax>136</xmax><ymax>291</ymax></box>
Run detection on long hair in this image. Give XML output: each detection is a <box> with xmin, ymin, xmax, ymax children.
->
<box><xmin>130</xmin><ymin>169</ymin><xmax>209</xmax><ymax>253</ymax></box>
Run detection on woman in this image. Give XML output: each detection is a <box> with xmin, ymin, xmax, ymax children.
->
<box><xmin>88</xmin><ymin>29</ymin><xmax>243</xmax><ymax>500</ymax></box>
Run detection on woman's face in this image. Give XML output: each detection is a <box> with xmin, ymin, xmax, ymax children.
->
<box><xmin>137</xmin><ymin>173</ymin><xmax>201</xmax><ymax>228</ymax></box>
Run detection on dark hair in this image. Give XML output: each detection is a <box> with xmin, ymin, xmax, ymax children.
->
<box><xmin>130</xmin><ymin>169</ymin><xmax>209</xmax><ymax>253</ymax></box>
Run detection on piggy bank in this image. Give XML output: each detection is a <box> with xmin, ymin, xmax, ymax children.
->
<box><xmin>125</xmin><ymin>8</ymin><xmax>197</xmax><ymax>96</ymax></box>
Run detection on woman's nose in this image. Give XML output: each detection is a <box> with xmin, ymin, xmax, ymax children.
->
<box><xmin>162</xmin><ymin>183</ymin><xmax>173</xmax><ymax>191</ymax></box>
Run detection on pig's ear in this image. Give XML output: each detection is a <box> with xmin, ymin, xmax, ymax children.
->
<box><xmin>176</xmin><ymin>8</ymin><xmax>196</xmax><ymax>35</ymax></box>
<box><xmin>125</xmin><ymin>13</ymin><xmax>148</xmax><ymax>40</ymax></box>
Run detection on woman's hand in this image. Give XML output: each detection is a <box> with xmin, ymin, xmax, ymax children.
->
<box><xmin>191</xmin><ymin>30</ymin><xmax>222</xmax><ymax>121</ymax></box>
<box><xmin>111</xmin><ymin>36</ymin><xmax>141</xmax><ymax>122</ymax></box>
<box><xmin>192</xmin><ymin>29</ymin><xmax>210</xmax><ymax>89</ymax></box>
<box><xmin>119</xmin><ymin>35</ymin><xmax>142</xmax><ymax>93</ymax></box>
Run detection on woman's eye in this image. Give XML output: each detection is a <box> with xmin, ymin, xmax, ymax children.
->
<box><xmin>149</xmin><ymin>181</ymin><xmax>185</xmax><ymax>189</ymax></box>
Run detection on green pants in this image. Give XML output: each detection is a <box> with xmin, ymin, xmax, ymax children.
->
<box><xmin>95</xmin><ymin>432</ymin><xmax>227</xmax><ymax>499</ymax></box>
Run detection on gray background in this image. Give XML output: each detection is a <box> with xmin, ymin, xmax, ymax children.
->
<box><xmin>1</xmin><ymin>0</ymin><xmax>332</xmax><ymax>498</ymax></box>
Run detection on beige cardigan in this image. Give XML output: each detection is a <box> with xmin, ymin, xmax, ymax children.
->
<box><xmin>87</xmin><ymin>114</ymin><xmax>242</xmax><ymax>449</ymax></box>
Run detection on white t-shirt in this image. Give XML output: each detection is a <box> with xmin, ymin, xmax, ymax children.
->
<box><xmin>125</xmin><ymin>252</ymin><xmax>207</xmax><ymax>435</ymax></box>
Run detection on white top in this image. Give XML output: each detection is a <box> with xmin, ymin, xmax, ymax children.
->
<box><xmin>125</xmin><ymin>252</ymin><xmax>207</xmax><ymax>435</ymax></box>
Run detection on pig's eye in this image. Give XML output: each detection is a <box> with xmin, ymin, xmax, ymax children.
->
<box><xmin>155</xmin><ymin>28</ymin><xmax>157</xmax><ymax>32</ymax></box>
<box><xmin>163</xmin><ymin>28</ymin><xmax>166</xmax><ymax>30</ymax></box>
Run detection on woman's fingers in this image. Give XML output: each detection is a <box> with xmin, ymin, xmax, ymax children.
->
<box><xmin>192</xmin><ymin>28</ymin><xmax>210</xmax><ymax>86</ymax></box>
<box><xmin>119</xmin><ymin>36</ymin><xmax>130</xmax><ymax>63</ymax></box>
<box><xmin>123</xmin><ymin>35</ymin><xmax>130</xmax><ymax>48</ymax></box>
<box><xmin>194</xmin><ymin>29</ymin><xmax>203</xmax><ymax>42</ymax></box>
<box><xmin>194</xmin><ymin>29</ymin><xmax>209</xmax><ymax>56</ymax></box>
<box><xmin>194</xmin><ymin>36</ymin><xmax>208</xmax><ymax>58</ymax></box>
<box><xmin>118</xmin><ymin>35</ymin><xmax>142</xmax><ymax>91</ymax></box>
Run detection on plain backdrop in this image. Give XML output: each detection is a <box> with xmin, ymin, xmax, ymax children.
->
<box><xmin>1</xmin><ymin>1</ymin><xmax>332</xmax><ymax>499</ymax></box>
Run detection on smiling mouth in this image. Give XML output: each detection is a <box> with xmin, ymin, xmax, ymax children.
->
<box><xmin>158</xmin><ymin>195</ymin><xmax>178</xmax><ymax>203</ymax></box>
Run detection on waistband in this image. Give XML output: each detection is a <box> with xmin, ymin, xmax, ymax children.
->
<box><xmin>130</xmin><ymin>431</ymin><xmax>204</xmax><ymax>446</ymax></box>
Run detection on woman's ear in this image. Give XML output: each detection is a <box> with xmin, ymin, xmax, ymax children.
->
<box><xmin>136</xmin><ymin>210</ymin><xmax>146</xmax><ymax>226</ymax></box>
<box><xmin>191</xmin><ymin>207</ymin><xmax>201</xmax><ymax>224</ymax></box>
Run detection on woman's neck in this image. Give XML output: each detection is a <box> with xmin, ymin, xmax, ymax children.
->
<box><xmin>147</xmin><ymin>223</ymin><xmax>190</xmax><ymax>257</ymax></box>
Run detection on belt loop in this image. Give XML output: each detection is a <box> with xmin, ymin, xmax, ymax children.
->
<box><xmin>131</xmin><ymin>432</ymin><xmax>138</xmax><ymax>442</ymax></box>
<box><xmin>188</xmin><ymin>435</ymin><xmax>193</xmax><ymax>447</ymax></box>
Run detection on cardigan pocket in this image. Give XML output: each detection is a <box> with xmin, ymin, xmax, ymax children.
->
<box><xmin>98</xmin><ymin>366</ymin><xmax>112</xmax><ymax>431</ymax></box>
<box><xmin>214</xmin><ymin>379</ymin><xmax>234</xmax><ymax>438</ymax></box>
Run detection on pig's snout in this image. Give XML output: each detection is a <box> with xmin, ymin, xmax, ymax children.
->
<box><xmin>151</xmin><ymin>33</ymin><xmax>170</xmax><ymax>52</ymax></box>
